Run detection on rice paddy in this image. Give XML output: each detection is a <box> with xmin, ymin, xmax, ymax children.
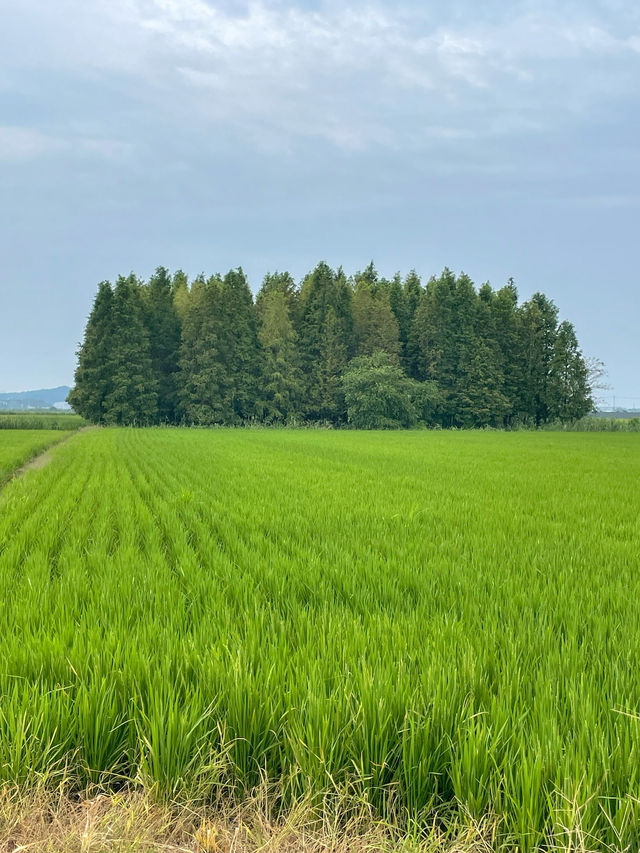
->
<box><xmin>0</xmin><ymin>429</ymin><xmax>72</xmax><ymax>485</ymax></box>
<box><xmin>0</xmin><ymin>428</ymin><xmax>639</xmax><ymax>851</ymax></box>
<box><xmin>0</xmin><ymin>412</ymin><xmax>85</xmax><ymax>431</ymax></box>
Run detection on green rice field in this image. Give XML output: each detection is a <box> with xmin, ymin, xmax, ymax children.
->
<box><xmin>0</xmin><ymin>412</ymin><xmax>85</xmax><ymax>430</ymax></box>
<box><xmin>0</xmin><ymin>429</ymin><xmax>72</xmax><ymax>484</ymax></box>
<box><xmin>0</xmin><ymin>428</ymin><xmax>639</xmax><ymax>850</ymax></box>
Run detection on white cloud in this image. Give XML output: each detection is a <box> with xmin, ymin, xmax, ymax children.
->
<box><xmin>0</xmin><ymin>125</ymin><xmax>135</xmax><ymax>163</ymax></box>
<box><xmin>0</xmin><ymin>127</ymin><xmax>66</xmax><ymax>161</ymax></box>
<box><xmin>2</xmin><ymin>1</ymin><xmax>640</xmax><ymax>152</ymax></box>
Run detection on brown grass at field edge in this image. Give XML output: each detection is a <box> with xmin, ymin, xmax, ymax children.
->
<box><xmin>0</xmin><ymin>787</ymin><xmax>613</xmax><ymax>853</ymax></box>
<box><xmin>0</xmin><ymin>790</ymin><xmax>495</xmax><ymax>853</ymax></box>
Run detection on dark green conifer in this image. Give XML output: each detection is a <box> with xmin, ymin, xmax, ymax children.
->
<box><xmin>257</xmin><ymin>284</ymin><xmax>303</xmax><ymax>423</ymax></box>
<box><xmin>103</xmin><ymin>275</ymin><xmax>157</xmax><ymax>425</ymax></box>
<box><xmin>489</xmin><ymin>280</ymin><xmax>524</xmax><ymax>424</ymax></box>
<box><xmin>144</xmin><ymin>267</ymin><xmax>181</xmax><ymax>423</ymax></box>
<box><xmin>67</xmin><ymin>280</ymin><xmax>114</xmax><ymax>422</ymax></box>
<box><xmin>519</xmin><ymin>293</ymin><xmax>559</xmax><ymax>425</ymax></box>
<box><xmin>352</xmin><ymin>281</ymin><xmax>400</xmax><ymax>362</ymax></box>
<box><xmin>548</xmin><ymin>320</ymin><xmax>592</xmax><ymax>422</ymax></box>
<box><xmin>297</xmin><ymin>262</ymin><xmax>352</xmax><ymax>421</ymax></box>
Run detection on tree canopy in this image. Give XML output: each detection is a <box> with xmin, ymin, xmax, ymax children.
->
<box><xmin>69</xmin><ymin>263</ymin><xmax>594</xmax><ymax>428</ymax></box>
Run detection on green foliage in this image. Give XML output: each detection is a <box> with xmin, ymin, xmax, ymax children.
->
<box><xmin>179</xmin><ymin>269</ymin><xmax>260</xmax><ymax>424</ymax></box>
<box><xmin>178</xmin><ymin>274</ymin><xmax>221</xmax><ymax>424</ymax></box>
<box><xmin>387</xmin><ymin>273</ymin><xmax>409</xmax><ymax>359</ymax></box>
<box><xmin>413</xmin><ymin>269</ymin><xmax>481</xmax><ymax>426</ymax></box>
<box><xmin>316</xmin><ymin>307</ymin><xmax>349</xmax><ymax>421</ymax></box>
<box><xmin>171</xmin><ymin>269</ymin><xmax>190</xmax><ymax>321</ymax></box>
<box><xmin>69</xmin><ymin>263</ymin><xmax>595</xmax><ymax>429</ymax></box>
<box><xmin>219</xmin><ymin>267</ymin><xmax>261</xmax><ymax>422</ymax></box>
<box><xmin>0</xmin><ymin>428</ymin><xmax>639</xmax><ymax>850</ymax></box>
<box><xmin>402</xmin><ymin>270</ymin><xmax>423</xmax><ymax>377</ymax></box>
<box><xmin>488</xmin><ymin>279</ymin><xmax>523</xmax><ymax>425</ymax></box>
<box><xmin>455</xmin><ymin>339</ymin><xmax>509</xmax><ymax>427</ymax></box>
<box><xmin>144</xmin><ymin>267</ymin><xmax>181</xmax><ymax>422</ymax></box>
<box><xmin>103</xmin><ymin>275</ymin><xmax>158</xmax><ymax>426</ymax></box>
<box><xmin>256</xmin><ymin>285</ymin><xmax>303</xmax><ymax>422</ymax></box>
<box><xmin>67</xmin><ymin>280</ymin><xmax>114</xmax><ymax>422</ymax></box>
<box><xmin>342</xmin><ymin>352</ymin><xmax>424</xmax><ymax>429</ymax></box>
<box><xmin>297</xmin><ymin>262</ymin><xmax>353</xmax><ymax>421</ymax></box>
<box><xmin>351</xmin><ymin>281</ymin><xmax>401</xmax><ymax>362</ymax></box>
<box><xmin>519</xmin><ymin>293</ymin><xmax>559</xmax><ymax>425</ymax></box>
<box><xmin>548</xmin><ymin>321</ymin><xmax>592</xmax><ymax>422</ymax></box>
<box><xmin>256</xmin><ymin>270</ymin><xmax>298</xmax><ymax>317</ymax></box>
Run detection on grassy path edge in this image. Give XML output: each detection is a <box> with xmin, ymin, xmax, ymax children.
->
<box><xmin>2</xmin><ymin>427</ymin><xmax>94</xmax><ymax>489</ymax></box>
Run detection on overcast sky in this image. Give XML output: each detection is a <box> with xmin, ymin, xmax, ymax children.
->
<box><xmin>1</xmin><ymin>0</ymin><xmax>638</xmax><ymax>405</ymax></box>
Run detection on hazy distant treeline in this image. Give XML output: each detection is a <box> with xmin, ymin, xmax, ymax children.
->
<box><xmin>69</xmin><ymin>262</ymin><xmax>593</xmax><ymax>428</ymax></box>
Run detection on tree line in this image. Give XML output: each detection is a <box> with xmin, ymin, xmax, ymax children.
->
<box><xmin>68</xmin><ymin>262</ymin><xmax>593</xmax><ymax>428</ymax></box>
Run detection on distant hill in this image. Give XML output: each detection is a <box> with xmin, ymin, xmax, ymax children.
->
<box><xmin>0</xmin><ymin>386</ymin><xmax>71</xmax><ymax>411</ymax></box>
<box><xmin>593</xmin><ymin>408</ymin><xmax>640</xmax><ymax>420</ymax></box>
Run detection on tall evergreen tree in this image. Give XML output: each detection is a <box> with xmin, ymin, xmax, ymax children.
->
<box><xmin>456</xmin><ymin>339</ymin><xmax>509</xmax><ymax>427</ymax></box>
<box><xmin>219</xmin><ymin>267</ymin><xmax>260</xmax><ymax>421</ymax></box>
<box><xmin>403</xmin><ymin>270</ymin><xmax>423</xmax><ymax>378</ymax></box>
<box><xmin>448</xmin><ymin>273</ymin><xmax>485</xmax><ymax>426</ymax></box>
<box><xmin>351</xmin><ymin>281</ymin><xmax>401</xmax><ymax>362</ymax></box>
<box><xmin>257</xmin><ymin>286</ymin><xmax>303</xmax><ymax>422</ymax></box>
<box><xmin>353</xmin><ymin>261</ymin><xmax>379</xmax><ymax>291</ymax></box>
<box><xmin>519</xmin><ymin>293</ymin><xmax>559</xmax><ymax>425</ymax></box>
<box><xmin>144</xmin><ymin>267</ymin><xmax>181</xmax><ymax>423</ymax></box>
<box><xmin>413</xmin><ymin>269</ymin><xmax>477</xmax><ymax>426</ymax></box>
<box><xmin>296</xmin><ymin>262</ymin><xmax>353</xmax><ymax>421</ymax></box>
<box><xmin>172</xmin><ymin>270</ymin><xmax>190</xmax><ymax>321</ymax></box>
<box><xmin>179</xmin><ymin>275</ymin><xmax>224</xmax><ymax>424</ymax></box>
<box><xmin>404</xmin><ymin>270</ymin><xmax>422</xmax><ymax>318</ymax></box>
<box><xmin>179</xmin><ymin>269</ymin><xmax>259</xmax><ymax>424</ymax></box>
<box><xmin>103</xmin><ymin>275</ymin><xmax>158</xmax><ymax>425</ymax></box>
<box><xmin>317</xmin><ymin>307</ymin><xmax>348</xmax><ymax>421</ymax></box>
<box><xmin>548</xmin><ymin>320</ymin><xmax>592</xmax><ymax>422</ymax></box>
<box><xmin>256</xmin><ymin>271</ymin><xmax>298</xmax><ymax>318</ymax></box>
<box><xmin>67</xmin><ymin>280</ymin><xmax>114</xmax><ymax>422</ymax></box>
<box><xmin>460</xmin><ymin>282</ymin><xmax>509</xmax><ymax>427</ymax></box>
<box><xmin>489</xmin><ymin>279</ymin><xmax>524</xmax><ymax>424</ymax></box>
<box><xmin>388</xmin><ymin>274</ymin><xmax>408</xmax><ymax>352</ymax></box>
<box><xmin>70</xmin><ymin>261</ymin><xmax>594</xmax><ymax>429</ymax></box>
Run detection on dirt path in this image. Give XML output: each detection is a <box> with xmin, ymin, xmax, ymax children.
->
<box><xmin>12</xmin><ymin>426</ymin><xmax>95</xmax><ymax>481</ymax></box>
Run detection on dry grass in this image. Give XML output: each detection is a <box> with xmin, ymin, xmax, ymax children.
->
<box><xmin>0</xmin><ymin>787</ymin><xmax>502</xmax><ymax>853</ymax></box>
<box><xmin>0</xmin><ymin>785</ymin><xmax>615</xmax><ymax>853</ymax></box>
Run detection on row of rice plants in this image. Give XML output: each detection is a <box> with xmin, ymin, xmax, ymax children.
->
<box><xmin>0</xmin><ymin>413</ymin><xmax>85</xmax><ymax>430</ymax></box>
<box><xmin>0</xmin><ymin>429</ymin><xmax>73</xmax><ymax>484</ymax></box>
<box><xmin>0</xmin><ymin>429</ymin><xmax>639</xmax><ymax>850</ymax></box>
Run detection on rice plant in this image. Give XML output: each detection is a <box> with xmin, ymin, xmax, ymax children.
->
<box><xmin>0</xmin><ymin>428</ymin><xmax>638</xmax><ymax>850</ymax></box>
<box><xmin>0</xmin><ymin>430</ymin><xmax>73</xmax><ymax>485</ymax></box>
<box><xmin>0</xmin><ymin>413</ymin><xmax>85</xmax><ymax>430</ymax></box>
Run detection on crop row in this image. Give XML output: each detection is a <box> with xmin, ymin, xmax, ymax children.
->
<box><xmin>0</xmin><ymin>413</ymin><xmax>85</xmax><ymax>431</ymax></box>
<box><xmin>0</xmin><ymin>429</ymin><xmax>72</xmax><ymax>484</ymax></box>
<box><xmin>0</xmin><ymin>429</ymin><xmax>639</xmax><ymax>850</ymax></box>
